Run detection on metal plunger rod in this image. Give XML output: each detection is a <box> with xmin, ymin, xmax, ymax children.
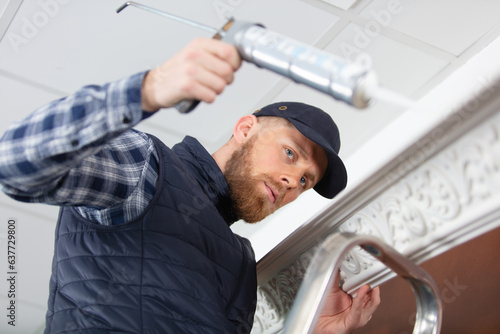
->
<box><xmin>116</xmin><ymin>1</ymin><xmax>218</xmax><ymax>34</ymax></box>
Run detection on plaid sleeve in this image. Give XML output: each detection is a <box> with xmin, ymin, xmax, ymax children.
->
<box><xmin>0</xmin><ymin>71</ymin><xmax>159</xmax><ymax>225</ymax></box>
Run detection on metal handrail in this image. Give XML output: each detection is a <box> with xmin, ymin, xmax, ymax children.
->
<box><xmin>283</xmin><ymin>233</ymin><xmax>442</xmax><ymax>334</ymax></box>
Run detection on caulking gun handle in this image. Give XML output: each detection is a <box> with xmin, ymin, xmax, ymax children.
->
<box><xmin>173</xmin><ymin>18</ymin><xmax>237</xmax><ymax>114</ymax></box>
<box><xmin>174</xmin><ymin>19</ymin><xmax>236</xmax><ymax>114</ymax></box>
<box><xmin>174</xmin><ymin>99</ymin><xmax>200</xmax><ymax>113</ymax></box>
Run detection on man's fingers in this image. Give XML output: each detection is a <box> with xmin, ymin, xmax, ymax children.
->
<box><xmin>360</xmin><ymin>286</ymin><xmax>380</xmax><ymax>312</ymax></box>
<box><xmin>185</xmin><ymin>72</ymin><xmax>225</xmax><ymax>103</ymax></box>
<box><xmin>195</xmin><ymin>56</ymin><xmax>235</xmax><ymax>91</ymax></box>
<box><xmin>367</xmin><ymin>286</ymin><xmax>381</xmax><ymax>310</ymax></box>
<box><xmin>196</xmin><ymin>38</ymin><xmax>242</xmax><ymax>71</ymax></box>
<box><xmin>179</xmin><ymin>39</ymin><xmax>240</xmax><ymax>102</ymax></box>
<box><xmin>194</xmin><ymin>39</ymin><xmax>240</xmax><ymax>86</ymax></box>
<box><xmin>350</xmin><ymin>285</ymin><xmax>381</xmax><ymax>326</ymax></box>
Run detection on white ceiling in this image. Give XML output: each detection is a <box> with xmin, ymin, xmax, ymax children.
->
<box><xmin>1</xmin><ymin>0</ymin><xmax>499</xmax><ymax>333</ymax></box>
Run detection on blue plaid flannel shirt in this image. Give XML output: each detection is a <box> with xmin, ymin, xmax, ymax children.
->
<box><xmin>0</xmin><ymin>71</ymin><xmax>159</xmax><ymax>225</ymax></box>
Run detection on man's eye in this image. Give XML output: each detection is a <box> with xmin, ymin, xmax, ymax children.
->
<box><xmin>300</xmin><ymin>177</ymin><xmax>306</xmax><ymax>186</ymax></box>
<box><xmin>286</xmin><ymin>148</ymin><xmax>294</xmax><ymax>160</ymax></box>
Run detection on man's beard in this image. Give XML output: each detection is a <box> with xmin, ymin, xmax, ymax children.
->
<box><xmin>224</xmin><ymin>135</ymin><xmax>285</xmax><ymax>223</ymax></box>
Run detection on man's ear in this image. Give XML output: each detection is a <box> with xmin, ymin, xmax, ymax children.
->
<box><xmin>232</xmin><ymin>115</ymin><xmax>258</xmax><ymax>145</ymax></box>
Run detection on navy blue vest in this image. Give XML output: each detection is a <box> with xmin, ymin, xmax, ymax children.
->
<box><xmin>44</xmin><ymin>135</ymin><xmax>257</xmax><ymax>333</ymax></box>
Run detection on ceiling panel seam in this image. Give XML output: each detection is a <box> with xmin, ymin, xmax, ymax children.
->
<box><xmin>302</xmin><ymin>0</ymin><xmax>456</xmax><ymax>63</ymax></box>
<box><xmin>412</xmin><ymin>27</ymin><xmax>500</xmax><ymax>99</ymax></box>
<box><xmin>457</xmin><ymin>23</ymin><xmax>500</xmax><ymax>59</ymax></box>
<box><xmin>0</xmin><ymin>68</ymin><xmax>68</xmax><ymax>97</ymax></box>
<box><xmin>369</xmin><ymin>25</ymin><xmax>457</xmax><ymax>62</ymax></box>
<box><xmin>314</xmin><ymin>18</ymin><xmax>351</xmax><ymax>49</ymax></box>
<box><xmin>301</xmin><ymin>0</ymin><xmax>372</xmax><ymax>17</ymax></box>
<box><xmin>0</xmin><ymin>0</ymin><xmax>23</xmax><ymax>42</ymax></box>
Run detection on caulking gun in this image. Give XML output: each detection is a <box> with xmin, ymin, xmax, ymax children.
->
<box><xmin>117</xmin><ymin>1</ymin><xmax>382</xmax><ymax>113</ymax></box>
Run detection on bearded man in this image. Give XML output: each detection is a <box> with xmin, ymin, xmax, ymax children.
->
<box><xmin>0</xmin><ymin>38</ymin><xmax>379</xmax><ymax>333</ymax></box>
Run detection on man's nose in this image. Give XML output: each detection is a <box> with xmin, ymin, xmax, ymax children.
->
<box><xmin>280</xmin><ymin>171</ymin><xmax>301</xmax><ymax>189</ymax></box>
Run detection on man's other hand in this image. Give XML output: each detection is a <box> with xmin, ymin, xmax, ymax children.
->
<box><xmin>314</xmin><ymin>272</ymin><xmax>381</xmax><ymax>334</ymax></box>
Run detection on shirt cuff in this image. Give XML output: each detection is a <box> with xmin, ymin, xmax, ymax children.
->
<box><xmin>105</xmin><ymin>71</ymin><xmax>149</xmax><ymax>132</ymax></box>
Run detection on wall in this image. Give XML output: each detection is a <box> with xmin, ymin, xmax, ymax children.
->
<box><xmin>359</xmin><ymin>226</ymin><xmax>500</xmax><ymax>334</ymax></box>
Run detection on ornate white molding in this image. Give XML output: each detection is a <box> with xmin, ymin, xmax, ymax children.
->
<box><xmin>339</xmin><ymin>111</ymin><xmax>500</xmax><ymax>291</ymax></box>
<box><xmin>252</xmin><ymin>36</ymin><xmax>500</xmax><ymax>333</ymax></box>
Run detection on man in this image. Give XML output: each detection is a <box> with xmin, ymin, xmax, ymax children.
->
<box><xmin>0</xmin><ymin>38</ymin><xmax>379</xmax><ymax>333</ymax></box>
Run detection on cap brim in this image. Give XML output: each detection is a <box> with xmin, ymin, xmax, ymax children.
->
<box><xmin>314</xmin><ymin>152</ymin><xmax>347</xmax><ymax>199</ymax></box>
<box><xmin>288</xmin><ymin>119</ymin><xmax>347</xmax><ymax>199</ymax></box>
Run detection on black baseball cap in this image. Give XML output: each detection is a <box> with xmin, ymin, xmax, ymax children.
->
<box><xmin>253</xmin><ymin>102</ymin><xmax>347</xmax><ymax>199</ymax></box>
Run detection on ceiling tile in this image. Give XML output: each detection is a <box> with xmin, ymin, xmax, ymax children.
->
<box><xmin>360</xmin><ymin>0</ymin><xmax>500</xmax><ymax>56</ymax></box>
<box><xmin>0</xmin><ymin>0</ymin><xmax>12</xmax><ymax>16</ymax></box>
<box><xmin>318</xmin><ymin>0</ymin><xmax>358</xmax><ymax>10</ymax></box>
<box><xmin>0</xmin><ymin>73</ymin><xmax>63</xmax><ymax>134</ymax></box>
<box><xmin>327</xmin><ymin>23</ymin><xmax>449</xmax><ymax>96</ymax></box>
<box><xmin>0</xmin><ymin>0</ymin><xmax>8</xmax><ymax>16</ymax></box>
<box><xmin>0</xmin><ymin>0</ymin><xmax>208</xmax><ymax>91</ymax></box>
<box><xmin>233</xmin><ymin>0</ymin><xmax>340</xmax><ymax>43</ymax></box>
<box><xmin>0</xmin><ymin>0</ymin><xmax>22</xmax><ymax>40</ymax></box>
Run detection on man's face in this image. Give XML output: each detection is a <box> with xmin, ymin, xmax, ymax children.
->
<box><xmin>225</xmin><ymin>122</ymin><xmax>328</xmax><ymax>223</ymax></box>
